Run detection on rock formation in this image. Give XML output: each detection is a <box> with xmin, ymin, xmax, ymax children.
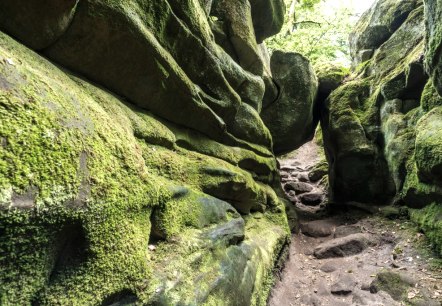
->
<box><xmin>322</xmin><ymin>0</ymin><xmax>442</xmax><ymax>255</ymax></box>
<box><xmin>0</xmin><ymin>0</ymin><xmax>314</xmax><ymax>305</ymax></box>
<box><xmin>261</xmin><ymin>51</ymin><xmax>318</xmax><ymax>154</ymax></box>
<box><xmin>1</xmin><ymin>0</ymin><xmax>442</xmax><ymax>304</ymax></box>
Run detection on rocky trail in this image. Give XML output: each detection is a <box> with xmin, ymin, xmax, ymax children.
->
<box><xmin>269</xmin><ymin>142</ymin><xmax>442</xmax><ymax>306</ymax></box>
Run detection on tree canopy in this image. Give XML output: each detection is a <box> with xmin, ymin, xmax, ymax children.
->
<box><xmin>267</xmin><ymin>0</ymin><xmax>365</xmax><ymax>66</ymax></box>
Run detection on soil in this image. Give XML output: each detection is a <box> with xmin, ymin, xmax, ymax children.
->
<box><xmin>268</xmin><ymin>141</ymin><xmax>442</xmax><ymax>306</ymax></box>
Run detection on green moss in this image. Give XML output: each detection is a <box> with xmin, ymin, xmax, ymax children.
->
<box><xmin>313</xmin><ymin>125</ymin><xmax>324</xmax><ymax>147</ymax></box>
<box><xmin>172</xmin><ymin>127</ymin><xmax>277</xmax><ymax>179</ymax></box>
<box><xmin>150</xmin><ymin>190</ymin><xmax>241</xmax><ymax>240</ymax></box>
<box><xmin>420</xmin><ymin>79</ymin><xmax>442</xmax><ymax>112</ymax></box>
<box><xmin>326</xmin><ymin>78</ymin><xmax>373</xmax><ymax>153</ymax></box>
<box><xmin>353</xmin><ymin>59</ymin><xmax>372</xmax><ymax>76</ymax></box>
<box><xmin>246</xmin><ymin>213</ymin><xmax>290</xmax><ymax>306</ymax></box>
<box><xmin>370</xmin><ymin>270</ymin><xmax>414</xmax><ymax>301</ymax></box>
<box><xmin>314</xmin><ymin>62</ymin><xmax>350</xmax><ymax>93</ymax></box>
<box><xmin>37</xmin><ymin>209</ymin><xmax>155</xmax><ymax>305</ymax></box>
<box><xmin>71</xmin><ymin>76</ymin><xmax>177</xmax><ymax>149</ymax></box>
<box><xmin>401</xmin><ymin>151</ymin><xmax>442</xmax><ymax>208</ymax></box>
<box><xmin>0</xmin><ymin>30</ymin><xmax>290</xmax><ymax>305</ymax></box>
<box><xmin>203</xmin><ymin>213</ymin><xmax>289</xmax><ymax>306</ymax></box>
<box><xmin>137</xmin><ymin>210</ymin><xmax>289</xmax><ymax>306</ymax></box>
<box><xmin>315</xmin><ymin>63</ymin><xmax>349</xmax><ymax>79</ymax></box>
<box><xmin>139</xmin><ymin>142</ymin><xmax>279</xmax><ymax>214</ymax></box>
<box><xmin>414</xmin><ymin>107</ymin><xmax>442</xmax><ymax>183</ymax></box>
<box><xmin>0</xmin><ymin>31</ymin><xmax>175</xmax><ymax>305</ymax></box>
<box><xmin>409</xmin><ymin>203</ymin><xmax>442</xmax><ymax>256</ymax></box>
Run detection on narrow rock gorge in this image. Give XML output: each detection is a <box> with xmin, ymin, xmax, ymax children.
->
<box><xmin>0</xmin><ymin>0</ymin><xmax>441</xmax><ymax>305</ymax></box>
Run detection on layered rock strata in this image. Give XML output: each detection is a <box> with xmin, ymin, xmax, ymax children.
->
<box><xmin>0</xmin><ymin>0</ymin><xmax>312</xmax><ymax>305</ymax></box>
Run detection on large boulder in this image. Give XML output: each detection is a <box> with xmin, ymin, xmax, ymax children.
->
<box><xmin>321</xmin><ymin>0</ymin><xmax>442</xmax><ymax>254</ymax></box>
<box><xmin>321</xmin><ymin>2</ymin><xmax>427</xmax><ymax>204</ymax></box>
<box><xmin>249</xmin><ymin>0</ymin><xmax>285</xmax><ymax>43</ymax></box>
<box><xmin>0</xmin><ymin>0</ymin><xmax>292</xmax><ymax>304</ymax></box>
<box><xmin>425</xmin><ymin>0</ymin><xmax>442</xmax><ymax>96</ymax></box>
<box><xmin>0</xmin><ymin>0</ymin><xmax>79</xmax><ymax>50</ymax></box>
<box><xmin>261</xmin><ymin>51</ymin><xmax>318</xmax><ymax>155</ymax></box>
<box><xmin>349</xmin><ymin>0</ymin><xmax>421</xmax><ymax>65</ymax></box>
<box><xmin>0</xmin><ymin>30</ymin><xmax>290</xmax><ymax>306</ymax></box>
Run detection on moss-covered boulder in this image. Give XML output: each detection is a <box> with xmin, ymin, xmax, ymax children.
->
<box><xmin>424</xmin><ymin>0</ymin><xmax>442</xmax><ymax>96</ymax></box>
<box><xmin>0</xmin><ymin>0</ymin><xmax>292</xmax><ymax>303</ymax></box>
<box><xmin>321</xmin><ymin>1</ymin><xmax>426</xmax><ymax>204</ymax></box>
<box><xmin>369</xmin><ymin>270</ymin><xmax>416</xmax><ymax>301</ymax></box>
<box><xmin>321</xmin><ymin>79</ymin><xmax>396</xmax><ymax>203</ymax></box>
<box><xmin>315</xmin><ymin>63</ymin><xmax>349</xmax><ymax>97</ymax></box>
<box><xmin>349</xmin><ymin>0</ymin><xmax>421</xmax><ymax>65</ymax></box>
<box><xmin>261</xmin><ymin>51</ymin><xmax>318</xmax><ymax>155</ymax></box>
<box><xmin>248</xmin><ymin>0</ymin><xmax>285</xmax><ymax>43</ymax></box>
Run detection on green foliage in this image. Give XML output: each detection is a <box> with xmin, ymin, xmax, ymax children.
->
<box><xmin>267</xmin><ymin>0</ymin><xmax>362</xmax><ymax>66</ymax></box>
<box><xmin>298</xmin><ymin>0</ymin><xmax>321</xmax><ymax>9</ymax></box>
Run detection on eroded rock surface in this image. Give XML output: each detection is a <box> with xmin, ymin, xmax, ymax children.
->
<box><xmin>321</xmin><ymin>0</ymin><xmax>442</xmax><ymax>256</ymax></box>
<box><xmin>0</xmin><ymin>0</ymin><xmax>307</xmax><ymax>305</ymax></box>
<box><xmin>349</xmin><ymin>0</ymin><xmax>421</xmax><ymax>65</ymax></box>
<box><xmin>262</xmin><ymin>51</ymin><xmax>319</xmax><ymax>155</ymax></box>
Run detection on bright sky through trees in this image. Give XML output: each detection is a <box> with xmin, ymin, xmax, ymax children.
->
<box><xmin>267</xmin><ymin>0</ymin><xmax>377</xmax><ymax>66</ymax></box>
<box><xmin>352</xmin><ymin>0</ymin><xmax>376</xmax><ymax>14</ymax></box>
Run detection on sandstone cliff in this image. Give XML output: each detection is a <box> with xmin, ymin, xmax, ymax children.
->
<box><xmin>0</xmin><ymin>1</ymin><xmax>315</xmax><ymax>305</ymax></box>
<box><xmin>322</xmin><ymin>0</ymin><xmax>442</xmax><ymax>256</ymax></box>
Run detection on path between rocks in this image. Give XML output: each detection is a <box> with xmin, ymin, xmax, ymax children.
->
<box><xmin>269</xmin><ymin>141</ymin><xmax>442</xmax><ymax>306</ymax></box>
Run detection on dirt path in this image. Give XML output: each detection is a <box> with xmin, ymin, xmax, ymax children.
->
<box><xmin>269</xmin><ymin>142</ymin><xmax>442</xmax><ymax>306</ymax></box>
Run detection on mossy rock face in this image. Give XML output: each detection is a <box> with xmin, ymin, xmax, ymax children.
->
<box><xmin>410</xmin><ymin>203</ymin><xmax>442</xmax><ymax>256</ymax></box>
<box><xmin>261</xmin><ymin>51</ymin><xmax>319</xmax><ymax>155</ymax></box>
<box><xmin>248</xmin><ymin>0</ymin><xmax>285</xmax><ymax>44</ymax></box>
<box><xmin>349</xmin><ymin>0</ymin><xmax>421</xmax><ymax>66</ymax></box>
<box><xmin>368</xmin><ymin>5</ymin><xmax>426</xmax><ymax>86</ymax></box>
<box><xmin>0</xmin><ymin>27</ymin><xmax>289</xmax><ymax>306</ymax></box>
<box><xmin>370</xmin><ymin>270</ymin><xmax>416</xmax><ymax>301</ymax></box>
<box><xmin>323</xmin><ymin>0</ymin><xmax>442</xmax><ymax>255</ymax></box>
<box><xmin>0</xmin><ymin>0</ymin><xmax>79</xmax><ymax>50</ymax></box>
<box><xmin>321</xmin><ymin>2</ymin><xmax>428</xmax><ymax>205</ymax></box>
<box><xmin>424</xmin><ymin>0</ymin><xmax>442</xmax><ymax>97</ymax></box>
<box><xmin>27</xmin><ymin>0</ymin><xmax>273</xmax><ymax>148</ymax></box>
<box><xmin>315</xmin><ymin>63</ymin><xmax>349</xmax><ymax>98</ymax></box>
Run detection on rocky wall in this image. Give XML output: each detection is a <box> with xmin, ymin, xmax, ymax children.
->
<box><xmin>0</xmin><ymin>0</ymin><xmax>318</xmax><ymax>305</ymax></box>
<box><xmin>322</xmin><ymin>0</ymin><xmax>442</xmax><ymax>255</ymax></box>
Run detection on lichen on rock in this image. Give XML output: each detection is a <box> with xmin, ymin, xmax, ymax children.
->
<box><xmin>0</xmin><ymin>0</ymin><xmax>293</xmax><ymax>303</ymax></box>
<box><xmin>321</xmin><ymin>0</ymin><xmax>442</xmax><ymax>255</ymax></box>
